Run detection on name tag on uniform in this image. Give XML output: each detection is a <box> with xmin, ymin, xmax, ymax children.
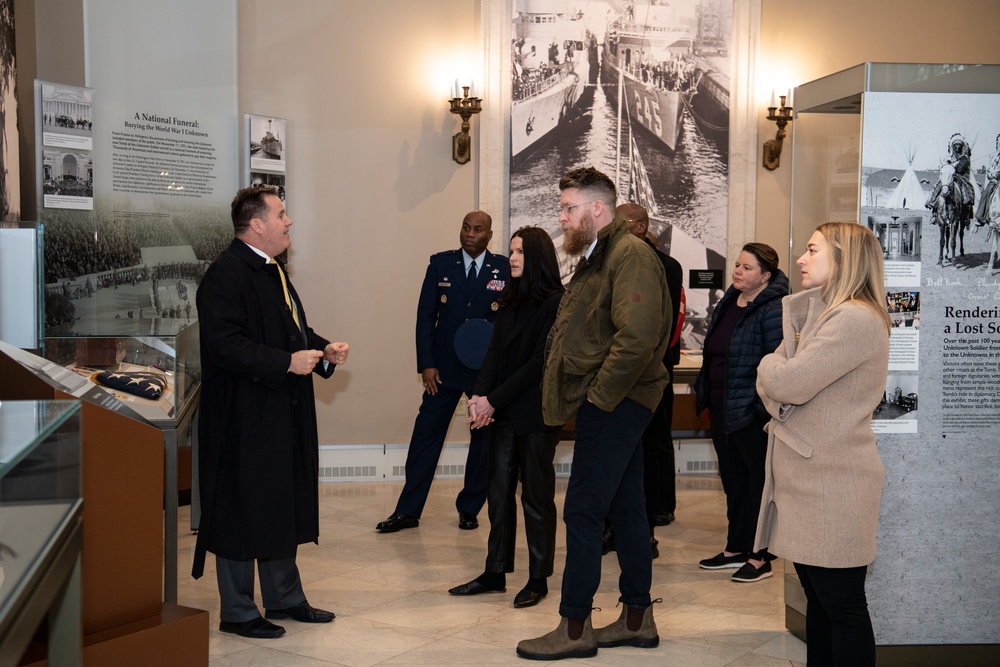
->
<box><xmin>438</xmin><ymin>282</ymin><xmax>451</xmax><ymax>287</ymax></box>
<box><xmin>487</xmin><ymin>279</ymin><xmax>505</xmax><ymax>292</ymax></box>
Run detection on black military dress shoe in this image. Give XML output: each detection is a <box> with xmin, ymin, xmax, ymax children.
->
<box><xmin>376</xmin><ymin>512</ymin><xmax>419</xmax><ymax>533</ymax></box>
<box><xmin>219</xmin><ymin>617</ymin><xmax>286</xmax><ymax>638</ymax></box>
<box><xmin>458</xmin><ymin>512</ymin><xmax>479</xmax><ymax>530</ymax></box>
<box><xmin>265</xmin><ymin>601</ymin><xmax>335</xmax><ymax>623</ymax></box>
<box><xmin>654</xmin><ymin>511</ymin><xmax>675</xmax><ymax>526</ymax></box>
<box><xmin>513</xmin><ymin>588</ymin><xmax>545</xmax><ymax>608</ymax></box>
<box><xmin>448</xmin><ymin>579</ymin><xmax>505</xmax><ymax>595</ymax></box>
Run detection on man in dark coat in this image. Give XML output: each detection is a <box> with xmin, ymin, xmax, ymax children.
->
<box><xmin>192</xmin><ymin>186</ymin><xmax>350</xmax><ymax>639</ymax></box>
<box><xmin>619</xmin><ymin>203</ymin><xmax>684</xmax><ymax>549</ymax></box>
<box><xmin>376</xmin><ymin>210</ymin><xmax>509</xmax><ymax>533</ymax></box>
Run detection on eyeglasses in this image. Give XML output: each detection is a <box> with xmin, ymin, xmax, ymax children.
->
<box><xmin>557</xmin><ymin>200</ymin><xmax>596</xmax><ymax>215</ymax></box>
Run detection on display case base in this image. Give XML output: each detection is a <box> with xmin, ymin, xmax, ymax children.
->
<box><xmin>20</xmin><ymin>603</ymin><xmax>208</xmax><ymax>667</ymax></box>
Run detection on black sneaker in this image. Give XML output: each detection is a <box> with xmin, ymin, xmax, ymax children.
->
<box><xmin>731</xmin><ymin>560</ymin><xmax>773</xmax><ymax>583</ymax></box>
<box><xmin>698</xmin><ymin>552</ymin><xmax>748</xmax><ymax>570</ymax></box>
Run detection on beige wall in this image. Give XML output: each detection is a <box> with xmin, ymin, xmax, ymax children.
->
<box><xmin>239</xmin><ymin>0</ymin><xmax>484</xmax><ymax>445</ymax></box>
<box><xmin>754</xmin><ymin>0</ymin><xmax>1000</xmax><ymax>266</ymax></box>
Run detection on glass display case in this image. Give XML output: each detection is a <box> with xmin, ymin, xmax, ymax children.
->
<box><xmin>0</xmin><ymin>400</ymin><xmax>84</xmax><ymax>666</ymax></box>
<box><xmin>5</xmin><ymin>324</ymin><xmax>199</xmax><ymax>603</ymax></box>
<box><xmin>789</xmin><ymin>63</ymin><xmax>1000</xmax><ymax>288</ymax></box>
<box><xmin>786</xmin><ymin>63</ymin><xmax>1000</xmax><ymax>656</ymax></box>
<box><xmin>0</xmin><ymin>222</ymin><xmax>44</xmax><ymax>351</ymax></box>
<box><xmin>41</xmin><ymin>321</ymin><xmax>201</xmax><ymax>425</ymax></box>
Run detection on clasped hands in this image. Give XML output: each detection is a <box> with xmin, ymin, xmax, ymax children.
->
<box><xmin>288</xmin><ymin>342</ymin><xmax>350</xmax><ymax>375</ymax></box>
<box><xmin>467</xmin><ymin>394</ymin><xmax>495</xmax><ymax>430</ymax></box>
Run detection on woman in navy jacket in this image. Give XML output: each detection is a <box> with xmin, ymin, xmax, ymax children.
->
<box><xmin>694</xmin><ymin>243</ymin><xmax>788</xmax><ymax>583</ymax></box>
<box><xmin>448</xmin><ymin>226</ymin><xmax>564</xmax><ymax>608</ymax></box>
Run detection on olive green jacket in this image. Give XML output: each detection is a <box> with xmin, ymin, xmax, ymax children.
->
<box><xmin>542</xmin><ymin>216</ymin><xmax>671</xmax><ymax>425</ymax></box>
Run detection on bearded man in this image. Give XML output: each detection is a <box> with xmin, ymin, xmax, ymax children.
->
<box><xmin>516</xmin><ymin>167</ymin><xmax>671</xmax><ymax>660</ymax></box>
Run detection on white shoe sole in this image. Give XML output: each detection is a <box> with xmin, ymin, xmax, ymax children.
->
<box><xmin>732</xmin><ymin>571</ymin><xmax>773</xmax><ymax>583</ymax></box>
<box><xmin>699</xmin><ymin>561</ymin><xmax>746</xmax><ymax>570</ymax></box>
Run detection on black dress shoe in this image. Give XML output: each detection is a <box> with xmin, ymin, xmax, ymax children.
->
<box><xmin>458</xmin><ymin>512</ymin><xmax>479</xmax><ymax>530</ymax></box>
<box><xmin>601</xmin><ymin>525</ymin><xmax>616</xmax><ymax>555</ymax></box>
<box><xmin>651</xmin><ymin>536</ymin><xmax>660</xmax><ymax>560</ymax></box>
<box><xmin>219</xmin><ymin>617</ymin><xmax>285</xmax><ymax>638</ymax></box>
<box><xmin>654</xmin><ymin>511</ymin><xmax>675</xmax><ymax>526</ymax></box>
<box><xmin>376</xmin><ymin>512</ymin><xmax>419</xmax><ymax>533</ymax></box>
<box><xmin>513</xmin><ymin>588</ymin><xmax>545</xmax><ymax>608</ymax></box>
<box><xmin>448</xmin><ymin>580</ymin><xmax>505</xmax><ymax>596</ymax></box>
<box><xmin>265</xmin><ymin>601</ymin><xmax>335</xmax><ymax>623</ymax></box>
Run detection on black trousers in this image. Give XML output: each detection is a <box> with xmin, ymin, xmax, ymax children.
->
<box><xmin>560</xmin><ymin>399</ymin><xmax>653</xmax><ymax>619</ymax></box>
<box><xmin>642</xmin><ymin>366</ymin><xmax>676</xmax><ymax>528</ymax></box>
<box><xmin>484</xmin><ymin>419</ymin><xmax>558</xmax><ymax>579</ymax></box>
<box><xmin>395</xmin><ymin>385</ymin><xmax>490</xmax><ymax>518</ymax></box>
<box><xmin>709</xmin><ymin>410</ymin><xmax>768</xmax><ymax>554</ymax></box>
<box><xmin>794</xmin><ymin>562</ymin><xmax>876</xmax><ymax>667</ymax></box>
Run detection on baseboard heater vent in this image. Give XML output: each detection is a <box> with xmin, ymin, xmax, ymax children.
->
<box><xmin>685</xmin><ymin>459</ymin><xmax>719</xmax><ymax>473</ymax></box>
<box><xmin>388</xmin><ymin>464</ymin><xmax>468</xmax><ymax>478</ymax></box>
<box><xmin>320</xmin><ymin>466</ymin><xmax>377</xmax><ymax>480</ymax></box>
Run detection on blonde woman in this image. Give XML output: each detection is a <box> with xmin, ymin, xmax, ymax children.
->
<box><xmin>755</xmin><ymin>222</ymin><xmax>891</xmax><ymax>667</ymax></box>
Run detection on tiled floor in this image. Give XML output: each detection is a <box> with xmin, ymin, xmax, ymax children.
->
<box><xmin>176</xmin><ymin>475</ymin><xmax>806</xmax><ymax>666</ymax></box>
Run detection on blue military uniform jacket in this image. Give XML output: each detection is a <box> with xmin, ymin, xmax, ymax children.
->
<box><xmin>416</xmin><ymin>249</ymin><xmax>509</xmax><ymax>393</ymax></box>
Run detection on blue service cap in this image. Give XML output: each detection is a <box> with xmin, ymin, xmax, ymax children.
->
<box><xmin>454</xmin><ymin>318</ymin><xmax>494</xmax><ymax>370</ymax></box>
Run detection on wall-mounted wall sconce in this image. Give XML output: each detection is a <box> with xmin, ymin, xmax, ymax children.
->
<box><xmin>449</xmin><ymin>80</ymin><xmax>482</xmax><ymax>165</ymax></box>
<box><xmin>762</xmin><ymin>92</ymin><xmax>794</xmax><ymax>171</ymax></box>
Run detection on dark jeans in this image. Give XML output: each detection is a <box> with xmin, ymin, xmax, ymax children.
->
<box><xmin>709</xmin><ymin>410</ymin><xmax>768</xmax><ymax>554</ymax></box>
<box><xmin>395</xmin><ymin>385</ymin><xmax>490</xmax><ymax>518</ymax></box>
<box><xmin>484</xmin><ymin>419</ymin><xmax>558</xmax><ymax>578</ymax></box>
<box><xmin>559</xmin><ymin>398</ymin><xmax>653</xmax><ymax>619</ymax></box>
<box><xmin>643</xmin><ymin>366</ymin><xmax>676</xmax><ymax>527</ymax></box>
<box><xmin>794</xmin><ymin>562</ymin><xmax>876</xmax><ymax>667</ymax></box>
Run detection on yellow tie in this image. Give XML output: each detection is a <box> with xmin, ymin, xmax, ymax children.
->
<box><xmin>271</xmin><ymin>259</ymin><xmax>302</xmax><ymax>331</ymax></box>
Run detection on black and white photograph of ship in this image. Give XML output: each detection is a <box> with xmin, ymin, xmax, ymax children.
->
<box><xmin>511</xmin><ymin>0</ymin><xmax>598</xmax><ymax>167</ymax></box>
<box><xmin>602</xmin><ymin>1</ymin><xmax>729</xmax><ymax>153</ymax></box>
<box><xmin>249</xmin><ymin>115</ymin><xmax>287</xmax><ymax>173</ymax></box>
<box><xmin>509</xmin><ymin>0</ymin><xmax>732</xmax><ymax>348</ymax></box>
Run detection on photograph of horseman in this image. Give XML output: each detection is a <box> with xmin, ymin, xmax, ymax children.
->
<box><xmin>859</xmin><ymin>92</ymin><xmax>1000</xmax><ymax>275</ymax></box>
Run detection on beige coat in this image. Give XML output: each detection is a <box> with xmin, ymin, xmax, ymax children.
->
<box><xmin>754</xmin><ymin>288</ymin><xmax>889</xmax><ymax>568</ymax></box>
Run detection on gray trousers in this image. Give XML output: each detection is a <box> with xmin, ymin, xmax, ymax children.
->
<box><xmin>216</xmin><ymin>551</ymin><xmax>306</xmax><ymax>623</ymax></box>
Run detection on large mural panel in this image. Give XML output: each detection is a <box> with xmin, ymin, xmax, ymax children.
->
<box><xmin>509</xmin><ymin>0</ymin><xmax>731</xmax><ymax>348</ymax></box>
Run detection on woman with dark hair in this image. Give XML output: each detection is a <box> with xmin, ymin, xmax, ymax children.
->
<box><xmin>756</xmin><ymin>222</ymin><xmax>891</xmax><ymax>666</ymax></box>
<box><xmin>448</xmin><ymin>226</ymin><xmax>565</xmax><ymax>608</ymax></box>
<box><xmin>695</xmin><ymin>242</ymin><xmax>788</xmax><ymax>582</ymax></box>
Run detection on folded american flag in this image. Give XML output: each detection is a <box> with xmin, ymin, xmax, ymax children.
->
<box><xmin>91</xmin><ymin>371</ymin><xmax>167</xmax><ymax>400</ymax></box>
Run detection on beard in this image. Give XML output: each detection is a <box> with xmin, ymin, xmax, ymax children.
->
<box><xmin>562</xmin><ymin>212</ymin><xmax>596</xmax><ymax>256</ymax></box>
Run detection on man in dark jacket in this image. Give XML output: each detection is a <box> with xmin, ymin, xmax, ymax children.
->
<box><xmin>375</xmin><ymin>211</ymin><xmax>509</xmax><ymax>533</ymax></box>
<box><xmin>517</xmin><ymin>168</ymin><xmax>670</xmax><ymax>660</ymax></box>
<box><xmin>193</xmin><ymin>186</ymin><xmax>349</xmax><ymax>639</ymax></box>
<box><xmin>620</xmin><ymin>203</ymin><xmax>683</xmax><ymax>547</ymax></box>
